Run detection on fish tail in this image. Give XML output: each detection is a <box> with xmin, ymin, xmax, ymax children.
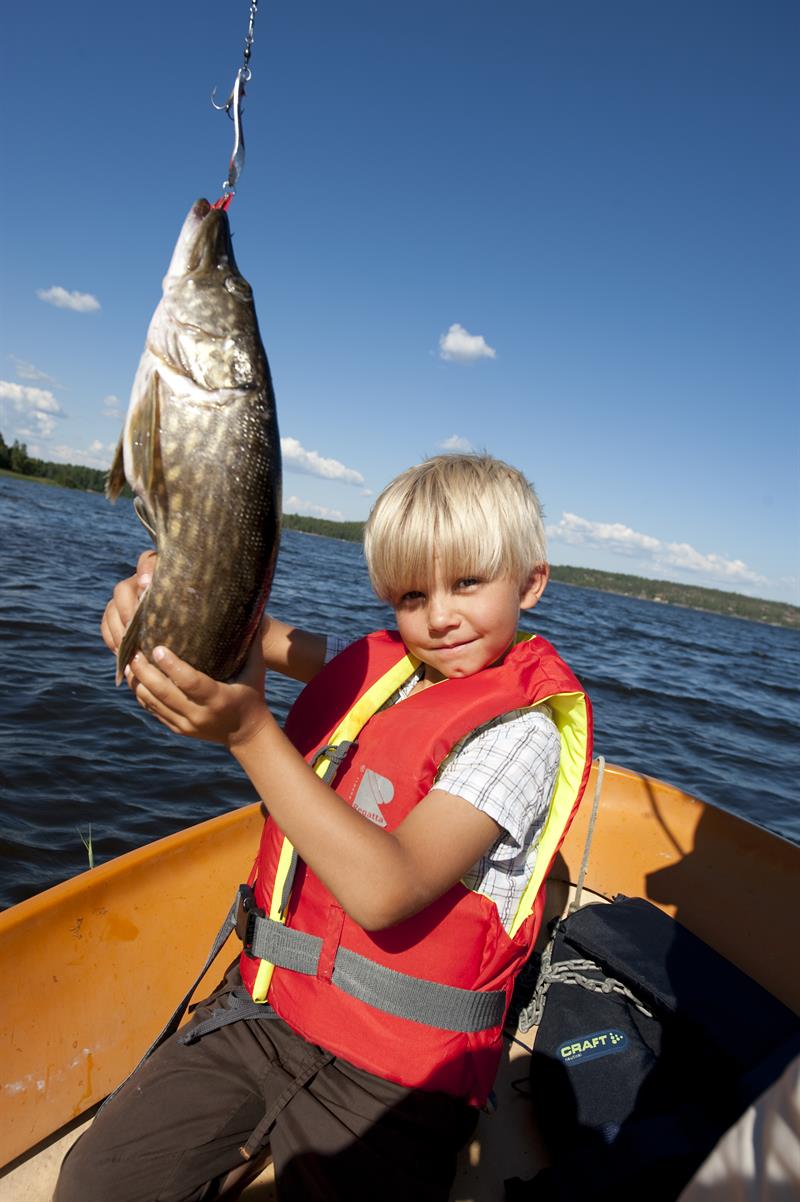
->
<box><xmin>116</xmin><ymin>603</ymin><xmax>145</xmax><ymax>686</ymax></box>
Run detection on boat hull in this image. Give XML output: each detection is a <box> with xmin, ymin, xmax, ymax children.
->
<box><xmin>1</xmin><ymin>762</ymin><xmax>797</xmax><ymax>1173</ymax></box>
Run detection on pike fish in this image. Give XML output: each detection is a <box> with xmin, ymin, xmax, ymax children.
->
<box><xmin>107</xmin><ymin>198</ymin><xmax>281</xmax><ymax>683</ymax></box>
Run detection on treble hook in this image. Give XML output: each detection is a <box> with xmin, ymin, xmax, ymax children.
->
<box><xmin>211</xmin><ymin>67</ymin><xmax>248</xmax><ymax>196</ymax></box>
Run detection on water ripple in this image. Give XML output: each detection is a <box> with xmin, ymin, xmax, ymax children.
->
<box><xmin>1</xmin><ymin>475</ymin><xmax>798</xmax><ymax>909</ymax></box>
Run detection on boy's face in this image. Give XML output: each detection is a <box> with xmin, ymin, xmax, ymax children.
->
<box><xmin>391</xmin><ymin>564</ymin><xmax>547</xmax><ymax>684</ymax></box>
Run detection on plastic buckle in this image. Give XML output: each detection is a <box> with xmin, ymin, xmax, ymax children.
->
<box><xmin>310</xmin><ymin>740</ymin><xmax>354</xmax><ymax>785</ymax></box>
<box><xmin>235</xmin><ymin>884</ymin><xmax>265</xmax><ymax>959</ymax></box>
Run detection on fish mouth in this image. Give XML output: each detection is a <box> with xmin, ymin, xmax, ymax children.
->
<box><xmin>166</xmin><ymin>199</ymin><xmax>237</xmax><ymax>279</ymax></box>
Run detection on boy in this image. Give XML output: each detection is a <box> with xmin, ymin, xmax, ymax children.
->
<box><xmin>58</xmin><ymin>453</ymin><xmax>592</xmax><ymax>1202</ymax></box>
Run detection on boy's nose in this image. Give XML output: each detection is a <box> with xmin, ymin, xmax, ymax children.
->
<box><xmin>427</xmin><ymin>594</ymin><xmax>459</xmax><ymax>631</ymax></box>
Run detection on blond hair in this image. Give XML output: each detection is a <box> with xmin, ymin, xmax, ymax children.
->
<box><xmin>364</xmin><ymin>454</ymin><xmax>547</xmax><ymax>601</ymax></box>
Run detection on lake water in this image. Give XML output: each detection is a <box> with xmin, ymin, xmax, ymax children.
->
<box><xmin>1</xmin><ymin>474</ymin><xmax>798</xmax><ymax>910</ymax></box>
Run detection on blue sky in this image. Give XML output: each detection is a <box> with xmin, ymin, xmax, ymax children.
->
<box><xmin>1</xmin><ymin>1</ymin><xmax>797</xmax><ymax>603</ymax></box>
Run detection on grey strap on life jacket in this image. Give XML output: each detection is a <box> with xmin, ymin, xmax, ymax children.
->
<box><xmin>310</xmin><ymin>739</ymin><xmax>356</xmax><ymax>785</ymax></box>
<box><xmin>178</xmin><ymin>985</ymin><xmax>278</xmax><ymax>1044</ymax></box>
<box><xmin>246</xmin><ymin>908</ymin><xmax>506</xmax><ymax>1033</ymax></box>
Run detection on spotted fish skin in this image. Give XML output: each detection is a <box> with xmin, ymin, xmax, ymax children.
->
<box><xmin>107</xmin><ymin>198</ymin><xmax>281</xmax><ymax>682</ymax></box>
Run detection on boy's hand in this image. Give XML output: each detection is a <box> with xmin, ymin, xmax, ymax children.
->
<box><xmin>127</xmin><ymin>633</ymin><xmax>269</xmax><ymax>750</ymax></box>
<box><xmin>100</xmin><ymin>550</ymin><xmax>157</xmax><ymax>655</ymax></box>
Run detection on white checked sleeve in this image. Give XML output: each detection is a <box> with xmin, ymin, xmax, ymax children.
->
<box><xmin>433</xmin><ymin>706</ymin><xmax>561</xmax><ymax>856</ymax></box>
<box><xmin>433</xmin><ymin>706</ymin><xmax>562</xmax><ymax>928</ymax></box>
<box><xmin>323</xmin><ymin>634</ymin><xmax>351</xmax><ymax>665</ymax></box>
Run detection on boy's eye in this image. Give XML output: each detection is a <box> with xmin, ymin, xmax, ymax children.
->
<box><xmin>398</xmin><ymin>590</ymin><xmax>425</xmax><ymax>604</ymax></box>
<box><xmin>456</xmin><ymin>577</ymin><xmax>481</xmax><ymax>590</ymax></box>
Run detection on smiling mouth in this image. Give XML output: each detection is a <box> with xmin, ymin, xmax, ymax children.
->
<box><xmin>436</xmin><ymin>639</ymin><xmax>475</xmax><ymax>652</ymax></box>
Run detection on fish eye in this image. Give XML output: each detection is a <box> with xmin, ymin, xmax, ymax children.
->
<box><xmin>224</xmin><ymin>276</ymin><xmax>252</xmax><ymax>301</ymax></box>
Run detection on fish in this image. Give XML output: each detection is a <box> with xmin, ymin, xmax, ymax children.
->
<box><xmin>106</xmin><ymin>198</ymin><xmax>281</xmax><ymax>683</ymax></box>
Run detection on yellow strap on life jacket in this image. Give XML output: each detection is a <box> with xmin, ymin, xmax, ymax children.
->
<box><xmin>508</xmin><ymin>641</ymin><xmax>590</xmax><ymax>938</ymax></box>
<box><xmin>251</xmin><ymin>648</ymin><xmax>421</xmax><ymax>1002</ymax></box>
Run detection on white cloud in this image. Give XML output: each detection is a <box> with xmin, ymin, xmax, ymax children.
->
<box><xmin>0</xmin><ymin>379</ymin><xmax>63</xmax><ymax>414</ymax></box>
<box><xmin>281</xmin><ymin>437</ymin><xmax>364</xmax><ymax>486</ymax></box>
<box><xmin>51</xmin><ymin>442</ymin><xmax>116</xmax><ymax>470</ymax></box>
<box><xmin>549</xmin><ymin>512</ymin><xmax>660</xmax><ymax>555</ymax></box>
<box><xmin>37</xmin><ymin>285</ymin><xmax>101</xmax><ymax>313</ymax></box>
<box><xmin>17</xmin><ymin>414</ymin><xmax>58</xmax><ymax>438</ymax></box>
<box><xmin>10</xmin><ymin>357</ymin><xmax>59</xmax><ymax>387</ymax></box>
<box><xmin>657</xmin><ymin>542</ymin><xmax>762</xmax><ymax>583</ymax></box>
<box><xmin>547</xmin><ymin>511</ymin><xmax>766</xmax><ymax>588</ymax></box>
<box><xmin>102</xmin><ymin>394</ymin><xmax>123</xmax><ymax>418</ymax></box>
<box><xmin>440</xmin><ymin>434</ymin><xmax>474</xmax><ymax>452</ymax></box>
<box><xmin>1</xmin><ymin>380</ymin><xmax>65</xmax><ymax>440</ymax></box>
<box><xmin>438</xmin><ymin>323</ymin><xmax>496</xmax><ymax>363</ymax></box>
<box><xmin>285</xmin><ymin>495</ymin><xmax>346</xmax><ymax>521</ymax></box>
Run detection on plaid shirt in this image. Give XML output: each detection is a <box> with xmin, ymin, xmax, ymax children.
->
<box><xmin>324</xmin><ymin>635</ymin><xmax>561</xmax><ymax>930</ymax></box>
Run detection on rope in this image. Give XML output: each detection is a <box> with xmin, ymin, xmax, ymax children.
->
<box><xmin>570</xmin><ymin>754</ymin><xmax>604</xmax><ymax>914</ymax></box>
<box><xmin>517</xmin><ymin>930</ymin><xmax>654</xmax><ymax>1033</ymax></box>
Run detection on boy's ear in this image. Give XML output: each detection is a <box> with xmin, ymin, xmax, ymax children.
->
<box><xmin>519</xmin><ymin>565</ymin><xmax>549</xmax><ymax>610</ymax></box>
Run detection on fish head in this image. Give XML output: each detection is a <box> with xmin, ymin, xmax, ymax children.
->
<box><xmin>164</xmin><ymin>199</ymin><xmax>240</xmax><ymax>283</ymax></box>
<box><xmin>149</xmin><ymin>199</ymin><xmax>267</xmax><ymax>395</ymax></box>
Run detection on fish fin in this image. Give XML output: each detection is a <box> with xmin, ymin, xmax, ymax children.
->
<box><xmin>116</xmin><ymin>601</ymin><xmax>145</xmax><ymax>686</ymax></box>
<box><xmin>133</xmin><ymin>496</ymin><xmax>159</xmax><ymax>545</ymax></box>
<box><xmin>106</xmin><ymin>437</ymin><xmax>127</xmax><ymax>501</ymax></box>
<box><xmin>146</xmin><ymin>377</ymin><xmax>166</xmax><ymax>504</ymax></box>
<box><xmin>128</xmin><ymin>368</ymin><xmax>169</xmax><ymax>530</ymax></box>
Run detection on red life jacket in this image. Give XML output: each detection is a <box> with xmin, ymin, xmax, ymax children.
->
<box><xmin>239</xmin><ymin>630</ymin><xmax>592</xmax><ymax>1106</ymax></box>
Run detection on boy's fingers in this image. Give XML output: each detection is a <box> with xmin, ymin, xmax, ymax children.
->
<box><xmin>136</xmin><ymin>550</ymin><xmax>158</xmax><ymax>594</ymax></box>
<box><xmin>129</xmin><ymin>652</ymin><xmax>194</xmax><ymax>716</ymax></box>
<box><xmin>134</xmin><ymin>683</ymin><xmax>182</xmax><ymax>733</ymax></box>
<box><xmin>131</xmin><ymin>665</ymin><xmax>186</xmax><ymax>719</ymax></box>
<box><xmin>150</xmin><ymin>647</ymin><xmax>217</xmax><ymax>705</ymax></box>
<box><xmin>136</xmin><ymin>549</ymin><xmax>158</xmax><ymax>576</ymax></box>
<box><xmin>109</xmin><ymin>576</ymin><xmax>141</xmax><ymax>628</ymax></box>
<box><xmin>100</xmin><ymin>603</ymin><xmax>124</xmax><ymax>653</ymax></box>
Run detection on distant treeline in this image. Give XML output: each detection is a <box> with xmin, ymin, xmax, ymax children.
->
<box><xmin>282</xmin><ymin>514</ymin><xmax>799</xmax><ymax>630</ymax></box>
<box><xmin>0</xmin><ymin>433</ymin><xmax>111</xmax><ymax>493</ymax></box>
<box><xmin>4</xmin><ymin>443</ymin><xmax>797</xmax><ymax>629</ymax></box>
<box><xmin>549</xmin><ymin>565</ymin><xmax>799</xmax><ymax>630</ymax></box>
<box><xmin>282</xmin><ymin>513</ymin><xmax>366</xmax><ymax>542</ymax></box>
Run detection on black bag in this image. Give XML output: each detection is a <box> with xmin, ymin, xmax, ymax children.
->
<box><xmin>506</xmin><ymin>896</ymin><xmax>800</xmax><ymax>1202</ymax></box>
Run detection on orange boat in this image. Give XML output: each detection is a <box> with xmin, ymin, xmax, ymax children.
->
<box><xmin>1</xmin><ymin>760</ymin><xmax>797</xmax><ymax>1200</ymax></box>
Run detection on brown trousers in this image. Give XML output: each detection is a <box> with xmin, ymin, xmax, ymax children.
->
<box><xmin>54</xmin><ymin>965</ymin><xmax>477</xmax><ymax>1202</ymax></box>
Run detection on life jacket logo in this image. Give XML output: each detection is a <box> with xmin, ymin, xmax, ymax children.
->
<box><xmin>557</xmin><ymin>1029</ymin><xmax>628</xmax><ymax>1066</ymax></box>
<box><xmin>352</xmin><ymin>768</ymin><xmax>394</xmax><ymax>827</ymax></box>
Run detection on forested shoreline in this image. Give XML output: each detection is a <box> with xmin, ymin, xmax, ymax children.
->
<box><xmin>278</xmin><ymin>519</ymin><xmax>800</xmax><ymax>630</ymax></box>
<box><xmin>0</xmin><ymin>434</ymin><xmax>118</xmax><ymax>493</ymax></box>
<box><xmin>3</xmin><ymin>441</ymin><xmax>797</xmax><ymax>629</ymax></box>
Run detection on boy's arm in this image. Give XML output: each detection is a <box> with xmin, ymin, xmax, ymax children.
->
<box><xmin>128</xmin><ymin>644</ymin><xmax>502</xmax><ymax>931</ymax></box>
<box><xmin>100</xmin><ymin>551</ymin><xmax>327</xmax><ymax>684</ymax></box>
<box><xmin>258</xmin><ymin>614</ymin><xmax>328</xmax><ymax>684</ymax></box>
<box><xmin>231</xmin><ymin>720</ymin><xmax>502</xmax><ymax>931</ymax></box>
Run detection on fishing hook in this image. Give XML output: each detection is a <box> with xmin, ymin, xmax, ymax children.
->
<box><xmin>211</xmin><ymin>67</ymin><xmax>248</xmax><ymax>195</ymax></box>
